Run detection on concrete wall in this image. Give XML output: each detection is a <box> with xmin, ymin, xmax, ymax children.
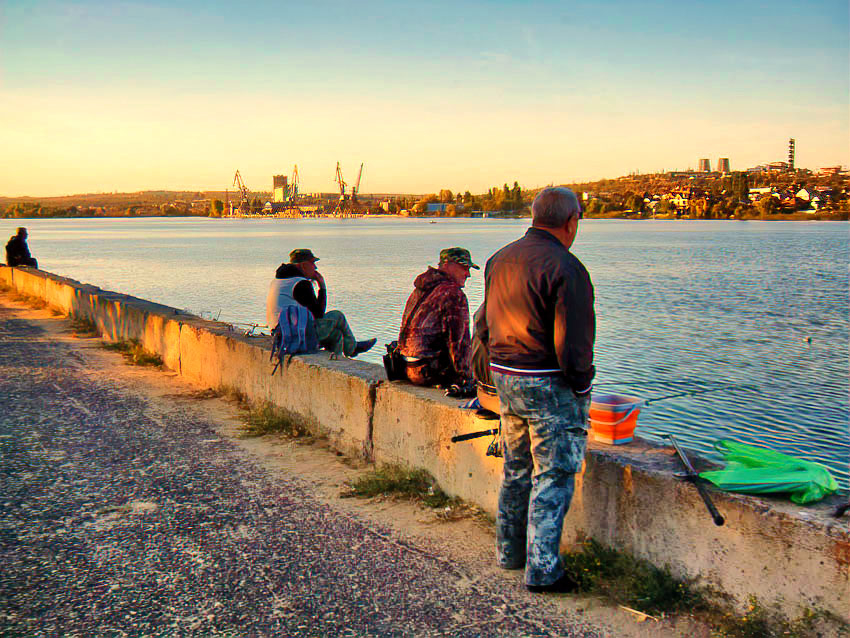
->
<box><xmin>2</xmin><ymin>265</ymin><xmax>848</xmax><ymax>621</ymax></box>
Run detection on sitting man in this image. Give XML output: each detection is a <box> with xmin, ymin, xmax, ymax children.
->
<box><xmin>5</xmin><ymin>227</ymin><xmax>38</xmax><ymax>268</ymax></box>
<box><xmin>396</xmin><ymin>247</ymin><xmax>477</xmax><ymax>388</ymax></box>
<box><xmin>265</xmin><ymin>248</ymin><xmax>375</xmax><ymax>358</ymax></box>
<box><xmin>471</xmin><ymin>303</ymin><xmax>499</xmax><ymax>414</ymax></box>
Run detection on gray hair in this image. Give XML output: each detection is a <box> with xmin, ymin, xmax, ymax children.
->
<box><xmin>531</xmin><ymin>187</ymin><xmax>581</xmax><ymax>227</ymax></box>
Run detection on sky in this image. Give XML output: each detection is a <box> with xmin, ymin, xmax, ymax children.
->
<box><xmin>1</xmin><ymin>0</ymin><xmax>848</xmax><ymax>197</ymax></box>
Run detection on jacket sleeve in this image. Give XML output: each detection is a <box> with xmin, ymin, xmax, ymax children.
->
<box><xmin>473</xmin><ymin>301</ymin><xmax>488</xmax><ymax>346</ymax></box>
<box><xmin>553</xmin><ymin>264</ymin><xmax>596</xmax><ymax>394</ymax></box>
<box><xmin>293</xmin><ymin>280</ymin><xmax>327</xmax><ymax>320</ymax></box>
<box><xmin>444</xmin><ymin>289</ymin><xmax>473</xmax><ymax>380</ymax></box>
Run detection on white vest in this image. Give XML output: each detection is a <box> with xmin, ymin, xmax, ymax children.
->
<box><xmin>266</xmin><ymin>277</ymin><xmax>310</xmax><ymax>330</ymax></box>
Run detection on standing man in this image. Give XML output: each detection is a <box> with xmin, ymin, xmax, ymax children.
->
<box><xmin>397</xmin><ymin>248</ymin><xmax>477</xmax><ymax>389</ymax></box>
<box><xmin>5</xmin><ymin>227</ymin><xmax>38</xmax><ymax>268</ymax></box>
<box><xmin>478</xmin><ymin>187</ymin><xmax>595</xmax><ymax>592</ymax></box>
<box><xmin>266</xmin><ymin>249</ymin><xmax>375</xmax><ymax>358</ymax></box>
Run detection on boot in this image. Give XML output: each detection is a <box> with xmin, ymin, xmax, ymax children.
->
<box><xmin>351</xmin><ymin>338</ymin><xmax>377</xmax><ymax>357</ymax></box>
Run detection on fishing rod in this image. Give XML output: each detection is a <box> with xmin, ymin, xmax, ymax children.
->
<box><xmin>217</xmin><ymin>320</ymin><xmax>269</xmax><ymax>336</ymax></box>
<box><xmin>665</xmin><ymin>434</ymin><xmax>725</xmax><ymax>526</ymax></box>
<box><xmin>642</xmin><ymin>383</ymin><xmax>757</xmax><ymax>406</ymax></box>
<box><xmin>450</xmin><ymin>382</ymin><xmax>756</xmax><ymax>447</ymax></box>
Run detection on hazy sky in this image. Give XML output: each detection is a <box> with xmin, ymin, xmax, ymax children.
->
<box><xmin>2</xmin><ymin>0</ymin><xmax>848</xmax><ymax>196</ymax></box>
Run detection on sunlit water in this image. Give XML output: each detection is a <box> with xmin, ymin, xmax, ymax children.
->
<box><xmin>3</xmin><ymin>217</ymin><xmax>848</xmax><ymax>492</ymax></box>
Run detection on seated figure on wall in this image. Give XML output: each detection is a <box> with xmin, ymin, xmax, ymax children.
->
<box><xmin>5</xmin><ymin>227</ymin><xmax>38</xmax><ymax>268</ymax></box>
<box><xmin>395</xmin><ymin>247</ymin><xmax>477</xmax><ymax>389</ymax></box>
<box><xmin>265</xmin><ymin>248</ymin><xmax>375</xmax><ymax>358</ymax></box>
<box><xmin>471</xmin><ymin>303</ymin><xmax>499</xmax><ymax>414</ymax></box>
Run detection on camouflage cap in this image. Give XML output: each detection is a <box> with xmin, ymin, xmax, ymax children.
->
<box><xmin>289</xmin><ymin>248</ymin><xmax>319</xmax><ymax>263</ymax></box>
<box><xmin>439</xmin><ymin>247</ymin><xmax>479</xmax><ymax>269</ymax></box>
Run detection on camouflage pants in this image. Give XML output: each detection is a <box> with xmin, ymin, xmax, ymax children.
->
<box><xmin>314</xmin><ymin>310</ymin><xmax>357</xmax><ymax>357</ymax></box>
<box><xmin>492</xmin><ymin>371</ymin><xmax>590</xmax><ymax>586</ymax></box>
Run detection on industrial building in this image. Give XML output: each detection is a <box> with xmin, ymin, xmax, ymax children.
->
<box><xmin>273</xmin><ymin>175</ymin><xmax>289</xmax><ymax>203</ymax></box>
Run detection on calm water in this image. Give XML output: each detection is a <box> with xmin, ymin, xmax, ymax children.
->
<box><xmin>3</xmin><ymin>217</ymin><xmax>848</xmax><ymax>492</ymax></box>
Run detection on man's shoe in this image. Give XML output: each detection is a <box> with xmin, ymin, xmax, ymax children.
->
<box><xmin>526</xmin><ymin>573</ymin><xmax>579</xmax><ymax>594</ymax></box>
<box><xmin>351</xmin><ymin>338</ymin><xmax>377</xmax><ymax>357</ymax></box>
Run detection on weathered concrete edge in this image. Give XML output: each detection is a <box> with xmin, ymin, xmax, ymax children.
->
<box><xmin>2</xmin><ymin>265</ymin><xmax>847</xmax><ymax>620</ymax></box>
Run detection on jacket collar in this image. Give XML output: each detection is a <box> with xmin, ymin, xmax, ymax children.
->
<box><xmin>526</xmin><ymin>226</ymin><xmax>567</xmax><ymax>250</ymax></box>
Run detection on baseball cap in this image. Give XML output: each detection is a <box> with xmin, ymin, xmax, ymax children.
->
<box><xmin>439</xmin><ymin>247</ymin><xmax>479</xmax><ymax>269</ymax></box>
<box><xmin>289</xmin><ymin>248</ymin><xmax>319</xmax><ymax>263</ymax></box>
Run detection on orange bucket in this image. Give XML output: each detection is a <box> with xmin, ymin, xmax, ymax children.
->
<box><xmin>589</xmin><ymin>394</ymin><xmax>641</xmax><ymax>444</ymax></box>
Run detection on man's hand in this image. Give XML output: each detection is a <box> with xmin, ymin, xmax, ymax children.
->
<box><xmin>312</xmin><ymin>270</ymin><xmax>326</xmax><ymax>289</ymax></box>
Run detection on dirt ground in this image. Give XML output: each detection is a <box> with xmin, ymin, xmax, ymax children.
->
<box><xmin>2</xmin><ymin>292</ymin><xmax>716</xmax><ymax>637</ymax></box>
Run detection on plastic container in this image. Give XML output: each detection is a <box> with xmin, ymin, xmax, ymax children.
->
<box><xmin>476</xmin><ymin>382</ymin><xmax>500</xmax><ymax>414</ymax></box>
<box><xmin>589</xmin><ymin>393</ymin><xmax>641</xmax><ymax>444</ymax></box>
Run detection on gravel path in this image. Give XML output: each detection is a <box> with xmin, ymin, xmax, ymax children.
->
<box><xmin>0</xmin><ymin>301</ymin><xmax>604</xmax><ymax>637</ymax></box>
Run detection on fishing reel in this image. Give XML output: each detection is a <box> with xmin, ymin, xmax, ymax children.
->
<box><xmin>486</xmin><ymin>437</ymin><xmax>502</xmax><ymax>458</ymax></box>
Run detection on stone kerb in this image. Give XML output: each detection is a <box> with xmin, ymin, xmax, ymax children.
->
<box><xmin>141</xmin><ymin>312</ymin><xmax>183</xmax><ymax>372</ymax></box>
<box><xmin>1</xmin><ymin>266</ymin><xmax>46</xmax><ymax>301</ymax></box>
<box><xmin>566</xmin><ymin>443</ymin><xmax>849</xmax><ymax>619</ymax></box>
<box><xmin>265</xmin><ymin>355</ymin><xmax>381</xmax><ymax>457</ymax></box>
<box><xmin>176</xmin><ymin>321</ymin><xmax>379</xmax><ymax>458</ymax></box>
<box><xmin>43</xmin><ymin>275</ymin><xmax>79</xmax><ymax>314</ymax></box>
<box><xmin>371</xmin><ymin>382</ymin><xmax>504</xmax><ymax>512</ymax></box>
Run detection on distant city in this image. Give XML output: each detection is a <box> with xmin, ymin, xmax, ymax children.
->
<box><xmin>1</xmin><ymin>137</ymin><xmax>847</xmax><ymax>221</ymax></box>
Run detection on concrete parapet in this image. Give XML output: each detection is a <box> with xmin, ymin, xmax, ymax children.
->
<box><xmin>1</xmin><ymin>264</ymin><xmax>847</xmax><ymax>621</ymax></box>
<box><xmin>566</xmin><ymin>441</ymin><xmax>849</xmax><ymax>617</ymax></box>
<box><xmin>372</xmin><ymin>382</ymin><xmax>503</xmax><ymax>511</ymax></box>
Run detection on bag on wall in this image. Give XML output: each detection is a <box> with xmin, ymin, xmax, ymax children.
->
<box><xmin>382</xmin><ymin>341</ymin><xmax>407</xmax><ymax>381</ymax></box>
<box><xmin>271</xmin><ymin>305</ymin><xmax>319</xmax><ymax>375</ymax></box>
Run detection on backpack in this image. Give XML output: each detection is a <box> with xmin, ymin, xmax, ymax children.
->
<box><xmin>270</xmin><ymin>305</ymin><xmax>319</xmax><ymax>375</ymax></box>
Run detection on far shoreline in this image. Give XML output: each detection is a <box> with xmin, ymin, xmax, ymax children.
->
<box><xmin>2</xmin><ymin>213</ymin><xmax>848</xmax><ymax>222</ymax></box>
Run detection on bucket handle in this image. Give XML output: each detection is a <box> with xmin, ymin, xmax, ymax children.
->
<box><xmin>591</xmin><ymin>403</ymin><xmax>641</xmax><ymax>427</ymax></box>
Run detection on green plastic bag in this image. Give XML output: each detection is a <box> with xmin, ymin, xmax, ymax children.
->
<box><xmin>699</xmin><ymin>440</ymin><xmax>839</xmax><ymax>505</ymax></box>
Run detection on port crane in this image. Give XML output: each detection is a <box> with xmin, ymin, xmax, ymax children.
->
<box><xmin>334</xmin><ymin>162</ymin><xmax>347</xmax><ymax>198</ymax></box>
<box><xmin>233</xmin><ymin>170</ymin><xmax>250</xmax><ymax>214</ymax></box>
<box><xmin>332</xmin><ymin>162</ymin><xmax>365</xmax><ymax>216</ymax></box>
<box><xmin>351</xmin><ymin>162</ymin><xmax>364</xmax><ymax>204</ymax></box>
<box><xmin>289</xmin><ymin>164</ymin><xmax>300</xmax><ymax>202</ymax></box>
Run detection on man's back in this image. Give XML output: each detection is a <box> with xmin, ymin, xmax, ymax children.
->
<box><xmin>6</xmin><ymin>235</ymin><xmax>23</xmax><ymax>266</ymax></box>
<box><xmin>399</xmin><ymin>267</ymin><xmax>470</xmax><ymax>361</ymax></box>
<box><xmin>485</xmin><ymin>227</ymin><xmax>595</xmax><ymax>394</ymax></box>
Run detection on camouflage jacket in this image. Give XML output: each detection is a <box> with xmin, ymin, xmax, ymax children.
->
<box><xmin>398</xmin><ymin>267</ymin><xmax>472</xmax><ymax>380</ymax></box>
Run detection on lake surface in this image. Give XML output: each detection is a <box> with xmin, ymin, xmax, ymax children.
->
<box><xmin>3</xmin><ymin>216</ymin><xmax>848</xmax><ymax>492</ymax></box>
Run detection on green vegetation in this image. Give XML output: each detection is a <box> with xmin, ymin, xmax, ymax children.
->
<box><xmin>9</xmin><ymin>291</ymin><xmax>49</xmax><ymax>310</ymax></box>
<box><xmin>101</xmin><ymin>339</ymin><xmax>163</xmax><ymax>367</ymax></box>
<box><xmin>70</xmin><ymin>317</ymin><xmax>99</xmax><ymax>338</ymax></box>
<box><xmin>342</xmin><ymin>464</ymin><xmax>462</xmax><ymax>510</ymax></box>
<box><xmin>562</xmin><ymin>538</ymin><xmax>704</xmax><ymax>616</ymax></box>
<box><xmin>240</xmin><ymin>401</ymin><xmax>313</xmax><ymax>438</ymax></box>
<box><xmin>405</xmin><ymin>180</ymin><xmax>529</xmax><ymax>216</ymax></box>
<box><xmin>707</xmin><ymin>597</ymin><xmax>848</xmax><ymax>638</ymax></box>
<box><xmin>561</xmin><ymin>538</ymin><xmax>847</xmax><ymax>637</ymax></box>
<box><xmin>2</xmin><ymin>201</ymin><xmax>202</xmax><ymax>219</ymax></box>
<box><xmin>209</xmin><ymin>198</ymin><xmax>224</xmax><ymax>217</ymax></box>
